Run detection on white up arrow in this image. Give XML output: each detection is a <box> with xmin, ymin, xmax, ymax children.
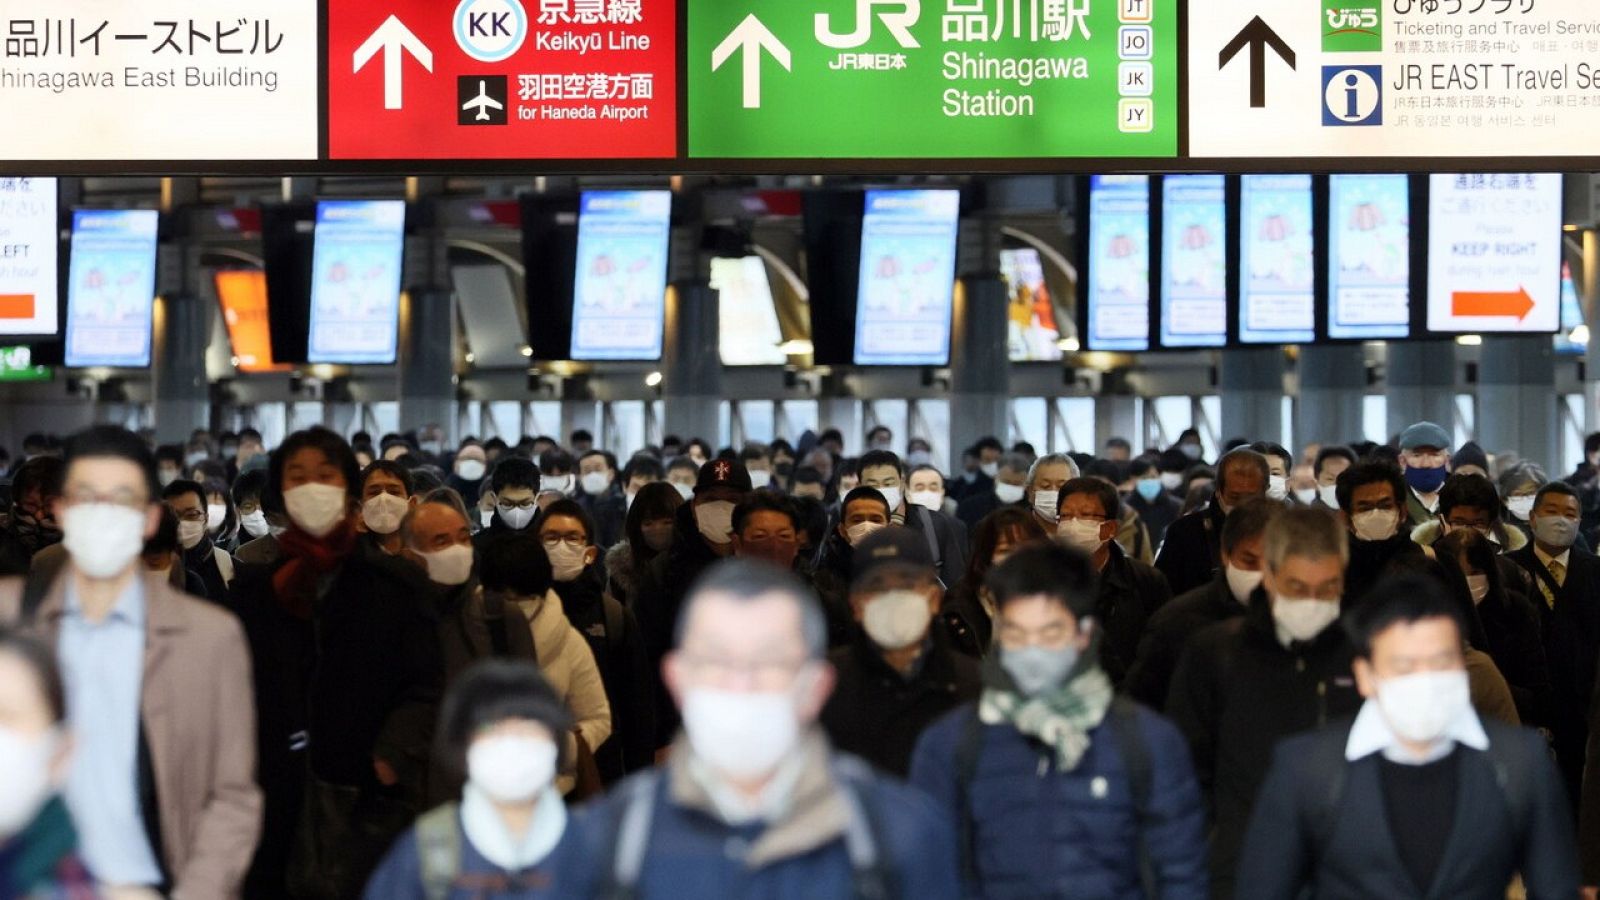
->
<box><xmin>711</xmin><ymin>14</ymin><xmax>790</xmax><ymax>110</ymax></box>
<box><xmin>353</xmin><ymin>15</ymin><xmax>433</xmax><ymax>110</ymax></box>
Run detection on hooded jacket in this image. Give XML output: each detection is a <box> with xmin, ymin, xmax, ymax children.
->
<box><xmin>553</xmin><ymin>567</ymin><xmax>656</xmax><ymax>782</ymax></box>
<box><xmin>515</xmin><ymin>589</ymin><xmax>612</xmax><ymax>794</ymax></box>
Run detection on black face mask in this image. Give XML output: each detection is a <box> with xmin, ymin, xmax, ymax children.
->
<box><xmin>774</xmin><ymin>462</ymin><xmax>795</xmax><ymax>478</ymax></box>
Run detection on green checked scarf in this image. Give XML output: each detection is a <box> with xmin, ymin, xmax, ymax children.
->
<box><xmin>978</xmin><ymin>663</ymin><xmax>1115</xmax><ymax>771</ymax></box>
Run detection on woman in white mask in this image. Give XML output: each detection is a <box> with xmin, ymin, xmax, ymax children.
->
<box><xmin>363</xmin><ymin>661</ymin><xmax>585</xmax><ymax>898</ymax></box>
<box><xmin>942</xmin><ymin>507</ymin><xmax>1050</xmax><ymax>658</ymax></box>
<box><xmin>446</xmin><ymin>442</ymin><xmax>490</xmax><ymax>500</ymax></box>
<box><xmin>606</xmin><ymin>482</ymin><xmax>684</xmax><ymax>606</ymax></box>
<box><xmin>230</xmin><ymin>428</ymin><xmax>448</xmax><ymax>898</ymax></box>
<box><xmin>0</xmin><ymin>629</ymin><xmax>89</xmax><ymax>898</ymax></box>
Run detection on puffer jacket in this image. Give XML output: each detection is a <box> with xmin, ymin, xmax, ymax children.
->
<box><xmin>516</xmin><ymin>589</ymin><xmax>612</xmax><ymax>795</ymax></box>
<box><xmin>909</xmin><ymin>701</ymin><xmax>1208</xmax><ymax>900</ymax></box>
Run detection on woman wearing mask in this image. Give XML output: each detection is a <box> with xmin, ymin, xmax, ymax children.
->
<box><xmin>363</xmin><ymin>661</ymin><xmax>585</xmax><ymax>899</ymax></box>
<box><xmin>537</xmin><ymin>500</ymin><xmax>656</xmax><ymax>784</ymax></box>
<box><xmin>478</xmin><ymin>532</ymin><xmax>612</xmax><ymax>797</ymax></box>
<box><xmin>160</xmin><ymin>479</ymin><xmax>235</xmax><ymax>603</ymax></box>
<box><xmin>605</xmin><ymin>481</ymin><xmax>682</xmax><ymax>606</ymax></box>
<box><xmin>204</xmin><ymin>478</ymin><xmax>241</xmax><ymax>553</ymax></box>
<box><xmin>446</xmin><ymin>442</ymin><xmax>489</xmax><ymax>505</ymax></box>
<box><xmin>1498</xmin><ymin>463</ymin><xmax>1549</xmax><ymax>544</ymax></box>
<box><xmin>0</xmin><ymin>629</ymin><xmax>96</xmax><ymax>897</ymax></box>
<box><xmin>942</xmin><ymin>507</ymin><xmax>1048</xmax><ymax>658</ymax></box>
<box><xmin>227</xmin><ymin>427</ymin><xmax>444</xmax><ymax>900</ymax></box>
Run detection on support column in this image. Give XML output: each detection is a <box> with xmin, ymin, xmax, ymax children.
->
<box><xmin>949</xmin><ymin>276</ymin><xmax>1010</xmax><ymax>461</ymax></box>
<box><xmin>1479</xmin><ymin>335</ymin><xmax>1558</xmax><ymax>469</ymax></box>
<box><xmin>398</xmin><ymin>288</ymin><xmax>457</xmax><ymax>440</ymax></box>
<box><xmin>1219</xmin><ymin>348</ymin><xmax>1283</xmax><ymax>444</ymax></box>
<box><xmin>820</xmin><ymin>398</ymin><xmax>861</xmax><ymax>453</ymax></box>
<box><xmin>1385</xmin><ymin>341</ymin><xmax>1456</xmax><ymax>440</ymax></box>
<box><xmin>151</xmin><ymin>179</ymin><xmax>208</xmax><ymax>443</ymax></box>
<box><xmin>1296</xmin><ymin>345</ymin><xmax>1367</xmax><ymax>448</ymax></box>
<box><xmin>561</xmin><ymin>400</ymin><xmax>598</xmax><ymax>446</ymax></box>
<box><xmin>662</xmin><ymin>282</ymin><xmax>721</xmax><ymax>445</ymax></box>
<box><xmin>1094</xmin><ymin>393</ymin><xmax>1140</xmax><ymax>453</ymax></box>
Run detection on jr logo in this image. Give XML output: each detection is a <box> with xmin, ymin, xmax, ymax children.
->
<box><xmin>815</xmin><ymin>0</ymin><xmax>921</xmax><ymax>49</ymax></box>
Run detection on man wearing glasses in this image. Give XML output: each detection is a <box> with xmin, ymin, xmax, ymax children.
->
<box><xmin>1054</xmin><ymin>476</ymin><xmax>1171</xmax><ymax>687</ymax></box>
<box><xmin>1</xmin><ymin>425</ymin><xmax>260</xmax><ymax>899</ymax></box>
<box><xmin>473</xmin><ymin>456</ymin><xmax>543</xmax><ymax>546</ymax></box>
<box><xmin>575</xmin><ymin>559</ymin><xmax>959</xmax><ymax>899</ymax></box>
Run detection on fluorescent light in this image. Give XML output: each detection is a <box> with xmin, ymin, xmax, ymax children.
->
<box><xmin>1570</xmin><ymin>324</ymin><xmax>1590</xmax><ymax>346</ymax></box>
<box><xmin>520</xmin><ymin>345</ymin><xmax>534</xmax><ymax>358</ymax></box>
<box><xmin>1456</xmin><ymin>335</ymin><xmax>1483</xmax><ymax>347</ymax></box>
<box><xmin>778</xmin><ymin>339</ymin><xmax>814</xmax><ymax>355</ymax></box>
<box><xmin>1057</xmin><ymin>337</ymin><xmax>1081</xmax><ymax>353</ymax></box>
<box><xmin>645</xmin><ymin>371</ymin><xmax>663</xmax><ymax>388</ymax></box>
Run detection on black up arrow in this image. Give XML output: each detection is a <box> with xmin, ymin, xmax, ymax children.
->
<box><xmin>1218</xmin><ymin>16</ymin><xmax>1296</xmax><ymax>108</ymax></box>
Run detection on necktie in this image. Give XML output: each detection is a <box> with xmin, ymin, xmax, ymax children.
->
<box><xmin>1539</xmin><ymin>560</ymin><xmax>1567</xmax><ymax>609</ymax></box>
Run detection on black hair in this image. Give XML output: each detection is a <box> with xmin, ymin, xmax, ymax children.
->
<box><xmin>739</xmin><ymin>443</ymin><xmax>771</xmax><ymax>464</ymax></box>
<box><xmin>974</xmin><ymin>436</ymin><xmax>1004</xmax><ymax>454</ymax></box>
<box><xmin>1314</xmin><ymin>445</ymin><xmax>1358</xmax><ymax>478</ymax></box>
<box><xmin>841</xmin><ymin>486</ymin><xmax>890</xmax><ymax>519</ymax></box>
<box><xmin>0</xmin><ymin>626</ymin><xmax>66</xmax><ymax>723</ymax></box>
<box><xmin>1345</xmin><ymin>572</ymin><xmax>1469</xmax><ymax>661</ymax></box>
<box><xmin>1334</xmin><ymin>460</ymin><xmax>1406</xmax><ymax>514</ymax></box>
<box><xmin>144</xmin><ymin>505</ymin><xmax>181</xmax><ymax>557</ymax></box>
<box><xmin>625</xmin><ymin>481</ymin><xmax>685</xmax><ymax>559</ymax></box>
<box><xmin>540</xmin><ymin>498</ymin><xmax>597</xmax><ymax>544</ymax></box>
<box><xmin>666</xmin><ymin>457</ymin><xmax>699</xmax><ymax>477</ymax></box>
<box><xmin>1437</xmin><ymin>473</ymin><xmax>1502</xmax><ymax>522</ymax></box>
<box><xmin>866</xmin><ymin>425</ymin><xmax>891</xmax><ymax>441</ymax></box>
<box><xmin>489</xmin><ymin>456</ymin><xmax>541</xmax><ymax>494</ymax></box>
<box><xmin>1534</xmin><ymin>480</ymin><xmax>1580</xmax><ymax>511</ymax></box>
<box><xmin>361</xmin><ymin>459</ymin><xmax>415</xmax><ymax>497</ymax></box>
<box><xmin>265</xmin><ymin>428</ymin><xmax>361</xmax><ymax>510</ymax></box>
<box><xmin>857</xmin><ymin>449</ymin><xmax>902</xmax><ymax>477</ymax></box>
<box><xmin>63</xmin><ymin>425</ymin><xmax>160</xmax><ymax>501</ymax></box>
<box><xmin>479</xmin><ymin>531</ymin><xmax>554</xmax><ymax>597</ymax></box>
<box><xmin>1057</xmin><ymin>476</ymin><xmax>1120</xmax><ymax>521</ymax></box>
<box><xmin>538</xmin><ymin>449</ymin><xmax>575</xmax><ymax>475</ymax></box>
<box><xmin>733</xmin><ymin>493</ymin><xmax>800</xmax><ymax>535</ymax></box>
<box><xmin>570</xmin><ymin>429</ymin><xmax>593</xmax><ymax>444</ymax></box>
<box><xmin>232</xmin><ymin>469</ymin><xmax>268</xmax><ymax>507</ymax></box>
<box><xmin>985</xmin><ymin>541</ymin><xmax>1099</xmax><ymax>620</ymax></box>
<box><xmin>11</xmin><ymin>456</ymin><xmax>64</xmax><ymax>502</ymax></box>
<box><xmin>435</xmin><ymin>659</ymin><xmax>574</xmax><ymax>782</ymax></box>
<box><xmin>1249</xmin><ymin>441</ymin><xmax>1293</xmax><ymax>472</ymax></box>
<box><xmin>1129</xmin><ymin>458</ymin><xmax>1157</xmax><ymax>479</ymax></box>
<box><xmin>1105</xmin><ymin>437</ymin><xmax>1132</xmax><ymax>452</ymax></box>
<box><xmin>963</xmin><ymin>506</ymin><xmax>1049</xmax><ymax>590</ymax></box>
<box><xmin>410</xmin><ymin>467</ymin><xmax>445</xmax><ymax>495</ymax></box>
<box><xmin>1586</xmin><ymin>432</ymin><xmax>1600</xmax><ymax>457</ymax></box>
<box><xmin>1431</xmin><ymin>529</ymin><xmax>1496</xmax><ymax>651</ymax></box>
<box><xmin>1221</xmin><ymin>497</ymin><xmax>1282</xmax><ymax>555</ymax></box>
<box><xmin>818</xmin><ymin>428</ymin><xmax>844</xmax><ymax>446</ymax></box>
<box><xmin>1083</xmin><ymin>459</ymin><xmax>1128</xmax><ymax>485</ymax></box>
<box><xmin>154</xmin><ymin>444</ymin><xmax>184</xmax><ymax>467</ymax></box>
<box><xmin>623</xmin><ymin>456</ymin><xmax>665</xmax><ymax>483</ymax></box>
<box><xmin>238</xmin><ymin>428</ymin><xmax>263</xmax><ymax>445</ymax></box>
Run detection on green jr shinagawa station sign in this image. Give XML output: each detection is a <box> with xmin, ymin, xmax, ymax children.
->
<box><xmin>687</xmin><ymin>0</ymin><xmax>1179</xmax><ymax>159</ymax></box>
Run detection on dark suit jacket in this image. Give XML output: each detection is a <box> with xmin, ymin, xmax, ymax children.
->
<box><xmin>1154</xmin><ymin>503</ymin><xmax>1226</xmax><ymax>597</ymax></box>
<box><xmin>1506</xmin><ymin>543</ymin><xmax>1600</xmax><ymax>804</ymax></box>
<box><xmin>1238</xmin><ymin>718</ymin><xmax>1578</xmax><ymax>900</ymax></box>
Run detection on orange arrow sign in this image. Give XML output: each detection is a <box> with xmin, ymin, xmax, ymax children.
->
<box><xmin>1451</xmin><ymin>287</ymin><xmax>1535</xmax><ymax>321</ymax></box>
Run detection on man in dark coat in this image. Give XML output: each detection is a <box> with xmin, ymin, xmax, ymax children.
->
<box><xmin>821</xmin><ymin>528</ymin><xmax>980</xmax><ymax>776</ymax></box>
<box><xmin>1238</xmin><ymin>575</ymin><xmax>1578</xmax><ymax>900</ymax></box>
<box><xmin>1154</xmin><ymin>448</ymin><xmax>1270</xmax><ymax>596</ymax></box>
<box><xmin>857</xmin><ymin>450</ymin><xmax>968</xmax><ymax>589</ymax></box>
<box><xmin>1334</xmin><ymin>460</ymin><xmax>1438</xmax><ymax>606</ymax></box>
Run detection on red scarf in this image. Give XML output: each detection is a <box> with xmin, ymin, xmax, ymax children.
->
<box><xmin>272</xmin><ymin>520</ymin><xmax>358</xmax><ymax>619</ymax></box>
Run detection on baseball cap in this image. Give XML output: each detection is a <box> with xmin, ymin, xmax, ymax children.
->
<box><xmin>695</xmin><ymin>457</ymin><xmax>752</xmax><ymax>494</ymax></box>
<box><xmin>851</xmin><ymin>527</ymin><xmax>935</xmax><ymax>586</ymax></box>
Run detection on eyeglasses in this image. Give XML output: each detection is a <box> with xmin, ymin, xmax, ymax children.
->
<box><xmin>63</xmin><ymin>489</ymin><xmax>147</xmax><ymax>512</ymax></box>
<box><xmin>172</xmin><ymin>508</ymin><xmax>208</xmax><ymax>523</ymax></box>
<box><xmin>497</xmin><ymin>499</ymin><xmax>537</xmax><ymax>511</ymax></box>
<box><xmin>677</xmin><ymin>653</ymin><xmax>812</xmax><ymax>690</ymax></box>
<box><xmin>541</xmin><ymin>534</ymin><xmax>588</xmax><ymax>549</ymax></box>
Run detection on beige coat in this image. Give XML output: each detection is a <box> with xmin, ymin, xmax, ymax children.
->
<box><xmin>516</xmin><ymin>589</ymin><xmax>612</xmax><ymax>794</ymax></box>
<box><xmin>0</xmin><ymin>567</ymin><xmax>262</xmax><ymax>900</ymax></box>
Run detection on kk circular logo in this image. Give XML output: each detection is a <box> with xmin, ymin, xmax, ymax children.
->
<box><xmin>455</xmin><ymin>0</ymin><xmax>528</xmax><ymax>63</ymax></box>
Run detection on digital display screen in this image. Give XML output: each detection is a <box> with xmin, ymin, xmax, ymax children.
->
<box><xmin>711</xmin><ymin>256</ymin><xmax>786</xmax><ymax>366</ymax></box>
<box><xmin>65</xmin><ymin>209</ymin><xmax>157</xmax><ymax>368</ymax></box>
<box><xmin>571</xmin><ymin>190</ymin><xmax>671</xmax><ymax>361</ymax></box>
<box><xmin>1240</xmin><ymin>174</ymin><xmax>1315</xmax><ymax>345</ymax></box>
<box><xmin>1001</xmin><ymin>247</ymin><xmax>1062</xmax><ymax>361</ymax></box>
<box><xmin>0</xmin><ymin>178</ymin><xmax>59</xmax><ymax>338</ymax></box>
<box><xmin>1328</xmin><ymin>174</ymin><xmax>1411</xmax><ymax>340</ymax></box>
<box><xmin>1427</xmin><ymin>173</ymin><xmax>1561</xmax><ymax>334</ymax></box>
<box><xmin>215</xmin><ymin>270</ymin><xmax>289</xmax><ymax>373</ymax></box>
<box><xmin>0</xmin><ymin>345</ymin><xmax>51</xmax><ymax>382</ymax></box>
<box><xmin>1159</xmin><ymin>175</ymin><xmax>1226</xmax><ymax>348</ymax></box>
<box><xmin>853</xmin><ymin>189</ymin><xmax>960</xmax><ymax>366</ymax></box>
<box><xmin>1086</xmin><ymin>175</ymin><xmax>1150</xmax><ymax>352</ymax></box>
<box><xmin>307</xmin><ymin>200</ymin><xmax>405</xmax><ymax>364</ymax></box>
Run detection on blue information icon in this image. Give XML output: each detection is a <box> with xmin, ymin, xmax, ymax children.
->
<box><xmin>1322</xmin><ymin>65</ymin><xmax>1383</xmax><ymax>126</ymax></box>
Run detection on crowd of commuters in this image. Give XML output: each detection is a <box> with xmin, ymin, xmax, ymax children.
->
<box><xmin>0</xmin><ymin>419</ymin><xmax>1597</xmax><ymax>898</ymax></box>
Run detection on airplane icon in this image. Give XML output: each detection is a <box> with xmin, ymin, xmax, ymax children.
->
<box><xmin>461</xmin><ymin>79</ymin><xmax>503</xmax><ymax>121</ymax></box>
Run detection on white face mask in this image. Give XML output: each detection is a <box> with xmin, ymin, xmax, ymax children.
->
<box><xmin>206</xmin><ymin>503</ymin><xmax>228</xmax><ymax>531</ymax></box>
<box><xmin>1319</xmin><ymin>484</ymin><xmax>1340</xmax><ymax>508</ymax></box>
<box><xmin>1224</xmin><ymin>564</ymin><xmax>1264</xmax><ymax>604</ymax></box>
<box><xmin>456</xmin><ymin>459</ymin><xmax>487</xmax><ymax>482</ymax></box>
<box><xmin>1057</xmin><ymin>517</ymin><xmax>1107</xmax><ymax>555</ymax></box>
<box><xmin>1160</xmin><ymin>472</ymin><xmax>1184</xmax><ymax>492</ymax></box>
<box><xmin>994</xmin><ymin>481</ymin><xmax>1025</xmax><ymax>504</ymax></box>
<box><xmin>1505</xmin><ymin>495</ymin><xmax>1535</xmax><ymax>522</ymax></box>
<box><xmin>862</xmin><ymin>589</ymin><xmax>932</xmax><ymax>650</ymax></box>
<box><xmin>498</xmin><ymin>504</ymin><xmax>537</xmax><ymax>531</ymax></box>
<box><xmin>1351</xmin><ymin>508</ymin><xmax>1400</xmax><ymax>542</ymax></box>
<box><xmin>980</xmin><ymin>461</ymin><xmax>1000</xmax><ymax>478</ymax></box>
<box><xmin>479</xmin><ymin>509</ymin><xmax>494</xmax><ymax>530</ymax></box>
<box><xmin>0</xmin><ymin>726</ymin><xmax>57</xmax><ymax>838</ymax></box>
<box><xmin>240</xmin><ymin>510</ymin><xmax>271</xmax><ymax>539</ymax></box>
<box><xmin>283</xmin><ymin>483</ymin><xmax>348</xmax><ymax>538</ymax></box>
<box><xmin>1534</xmin><ymin>515</ymin><xmax>1579</xmax><ymax>550</ymax></box>
<box><xmin>177</xmin><ymin>519</ymin><xmax>207</xmax><ymax>551</ymax></box>
<box><xmin>545</xmin><ymin>474</ymin><xmax>575</xmax><ymax>497</ymax></box>
<box><xmin>362</xmin><ymin>493</ymin><xmax>409</xmax><ymax>536</ymax></box>
<box><xmin>1466</xmin><ymin>573</ymin><xmax>1490</xmax><ymax>605</ymax></box>
<box><xmin>1032</xmin><ymin>491</ymin><xmax>1058</xmax><ymax>521</ymax></box>
<box><xmin>907</xmin><ymin>450</ymin><xmax>933</xmax><ymax>467</ymax></box>
<box><xmin>846</xmin><ymin>521</ymin><xmax>885</xmax><ymax>546</ymax></box>
<box><xmin>681</xmin><ymin>686</ymin><xmax>803</xmax><ymax>781</ymax></box>
<box><xmin>62</xmin><ymin>503</ymin><xmax>147</xmax><ymax>580</ymax></box>
<box><xmin>748</xmin><ymin>470</ymin><xmax>773</xmax><ymax>490</ymax></box>
<box><xmin>874</xmin><ymin>486</ymin><xmax>903</xmax><ymax>512</ymax></box>
<box><xmin>1272</xmin><ymin>597</ymin><xmax>1342</xmax><ymax>644</ymax></box>
<box><xmin>909</xmin><ymin>490</ymin><xmax>943</xmax><ymax>511</ymax></box>
<box><xmin>1294</xmin><ymin>487</ymin><xmax>1318</xmax><ymax>505</ymax></box>
<box><xmin>580</xmin><ymin>472</ymin><xmax>612</xmax><ymax>495</ymax></box>
<box><xmin>419</xmin><ymin>543</ymin><xmax>475</xmax><ymax>587</ymax></box>
<box><xmin>694</xmin><ymin>500</ymin><xmax>736</xmax><ymax>545</ymax></box>
<box><xmin>671</xmin><ymin>481</ymin><xmax>695</xmax><ymax>502</ymax></box>
<box><xmin>547</xmin><ymin>541</ymin><xmax>590</xmax><ymax>583</ymax></box>
<box><xmin>467</xmin><ymin>734</ymin><xmax>557</xmax><ymax>805</ymax></box>
<box><xmin>1375</xmin><ymin>670</ymin><xmax>1472</xmax><ymax>745</ymax></box>
<box><xmin>1267</xmin><ymin>475</ymin><xmax>1288</xmax><ymax>501</ymax></box>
